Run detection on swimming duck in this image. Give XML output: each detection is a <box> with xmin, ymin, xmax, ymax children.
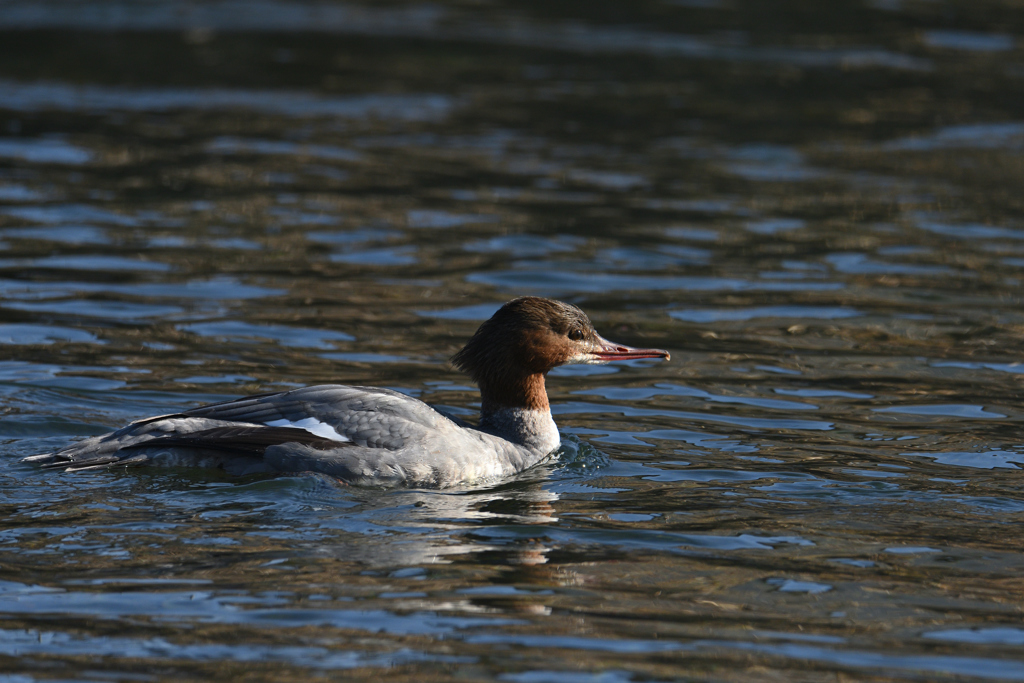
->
<box><xmin>24</xmin><ymin>297</ymin><xmax>669</xmax><ymax>488</ymax></box>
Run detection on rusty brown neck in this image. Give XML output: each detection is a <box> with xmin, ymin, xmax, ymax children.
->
<box><xmin>478</xmin><ymin>372</ymin><xmax>550</xmax><ymax>416</ymax></box>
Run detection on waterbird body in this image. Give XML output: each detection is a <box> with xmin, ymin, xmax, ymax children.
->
<box><xmin>24</xmin><ymin>297</ymin><xmax>669</xmax><ymax>488</ymax></box>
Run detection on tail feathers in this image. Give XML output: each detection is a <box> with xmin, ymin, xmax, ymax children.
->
<box><xmin>61</xmin><ymin>454</ymin><xmax>151</xmax><ymax>472</ymax></box>
<box><xmin>22</xmin><ymin>420</ymin><xmax>348</xmax><ymax>473</ymax></box>
<box><xmin>21</xmin><ymin>452</ymin><xmax>63</xmax><ymax>463</ymax></box>
<box><xmin>21</xmin><ymin>424</ymin><xmax>151</xmax><ymax>470</ymax></box>
<box><xmin>20</xmin><ymin>448</ymin><xmax>149</xmax><ymax>472</ymax></box>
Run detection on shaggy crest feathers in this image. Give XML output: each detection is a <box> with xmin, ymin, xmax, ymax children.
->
<box><xmin>450</xmin><ymin>297</ymin><xmax>597</xmax><ymax>412</ymax></box>
<box><xmin>451</xmin><ymin>297</ymin><xmax>593</xmax><ymax>382</ymax></box>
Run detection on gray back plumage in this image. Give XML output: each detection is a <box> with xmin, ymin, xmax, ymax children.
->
<box><xmin>24</xmin><ymin>384</ymin><xmax>556</xmax><ymax>488</ymax></box>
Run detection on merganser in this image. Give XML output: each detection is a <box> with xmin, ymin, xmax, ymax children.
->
<box><xmin>23</xmin><ymin>297</ymin><xmax>669</xmax><ymax>488</ymax></box>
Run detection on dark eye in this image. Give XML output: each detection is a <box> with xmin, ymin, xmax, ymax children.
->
<box><xmin>568</xmin><ymin>329</ymin><xmax>585</xmax><ymax>341</ymax></box>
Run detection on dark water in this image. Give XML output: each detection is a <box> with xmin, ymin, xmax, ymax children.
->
<box><xmin>2</xmin><ymin>0</ymin><xmax>1024</xmax><ymax>680</ymax></box>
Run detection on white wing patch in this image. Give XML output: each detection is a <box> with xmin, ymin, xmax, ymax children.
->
<box><xmin>265</xmin><ymin>417</ymin><xmax>350</xmax><ymax>442</ymax></box>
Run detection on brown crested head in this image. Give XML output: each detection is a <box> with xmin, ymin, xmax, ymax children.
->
<box><xmin>452</xmin><ymin>297</ymin><xmax>594</xmax><ymax>387</ymax></box>
<box><xmin>452</xmin><ymin>297</ymin><xmax>669</xmax><ymax>405</ymax></box>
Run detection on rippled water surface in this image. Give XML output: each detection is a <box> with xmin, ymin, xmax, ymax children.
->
<box><xmin>3</xmin><ymin>0</ymin><xmax>1024</xmax><ymax>680</ymax></box>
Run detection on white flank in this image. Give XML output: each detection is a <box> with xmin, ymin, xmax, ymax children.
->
<box><xmin>266</xmin><ymin>417</ymin><xmax>350</xmax><ymax>442</ymax></box>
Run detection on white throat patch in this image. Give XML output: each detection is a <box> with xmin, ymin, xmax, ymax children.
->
<box><xmin>482</xmin><ymin>407</ymin><xmax>560</xmax><ymax>454</ymax></box>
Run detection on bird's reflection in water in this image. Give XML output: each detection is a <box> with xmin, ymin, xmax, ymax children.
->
<box><xmin>307</xmin><ymin>464</ymin><xmax>561</xmax><ymax>572</ymax></box>
<box><xmin>406</xmin><ymin>471</ymin><xmax>564</xmax><ymax>616</ymax></box>
<box><xmin>402</xmin><ymin>467</ymin><xmax>560</xmax><ymax>527</ymax></box>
